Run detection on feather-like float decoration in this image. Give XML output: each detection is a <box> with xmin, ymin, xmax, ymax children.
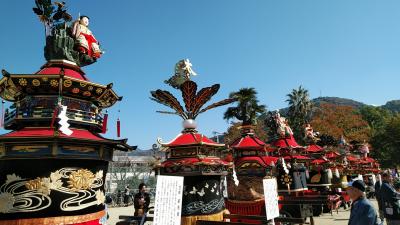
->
<box><xmin>181</xmin><ymin>80</ymin><xmax>197</xmax><ymax>113</ymax></box>
<box><xmin>191</xmin><ymin>84</ymin><xmax>220</xmax><ymax>117</ymax></box>
<box><xmin>198</xmin><ymin>98</ymin><xmax>237</xmax><ymax>115</ymax></box>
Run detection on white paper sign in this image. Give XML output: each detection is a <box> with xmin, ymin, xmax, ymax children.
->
<box><xmin>263</xmin><ymin>178</ymin><xmax>279</xmax><ymax>220</ymax></box>
<box><xmin>222</xmin><ymin>176</ymin><xmax>228</xmax><ymax>198</ymax></box>
<box><xmin>153</xmin><ymin>175</ymin><xmax>184</xmax><ymax>225</ymax></box>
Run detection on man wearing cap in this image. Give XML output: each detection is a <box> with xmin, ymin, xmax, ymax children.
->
<box><xmin>347</xmin><ymin>179</ymin><xmax>378</xmax><ymax>225</ymax></box>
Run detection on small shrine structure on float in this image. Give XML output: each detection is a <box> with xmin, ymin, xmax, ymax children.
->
<box><xmin>151</xmin><ymin>60</ymin><xmax>235</xmax><ymax>225</ymax></box>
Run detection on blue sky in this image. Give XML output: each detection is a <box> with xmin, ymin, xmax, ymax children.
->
<box><xmin>1</xmin><ymin>1</ymin><xmax>400</xmax><ymax>149</ymax></box>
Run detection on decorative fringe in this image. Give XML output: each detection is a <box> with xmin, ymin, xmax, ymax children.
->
<box><xmin>101</xmin><ymin>113</ymin><xmax>108</xmax><ymax>133</ymax></box>
<box><xmin>117</xmin><ymin>118</ymin><xmax>120</xmax><ymax>137</ymax></box>
<box><xmin>0</xmin><ymin>100</ymin><xmax>4</xmax><ymax>128</ymax></box>
<box><xmin>181</xmin><ymin>211</ymin><xmax>224</xmax><ymax>225</ymax></box>
<box><xmin>50</xmin><ymin>106</ymin><xmax>59</xmax><ymax>129</ymax></box>
<box><xmin>327</xmin><ymin>169</ymin><xmax>333</xmax><ymax>180</ymax></box>
<box><xmin>335</xmin><ymin>168</ymin><xmax>340</xmax><ymax>178</ymax></box>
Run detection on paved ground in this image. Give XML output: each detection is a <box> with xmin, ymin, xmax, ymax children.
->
<box><xmin>107</xmin><ymin>199</ymin><xmax>383</xmax><ymax>225</ymax></box>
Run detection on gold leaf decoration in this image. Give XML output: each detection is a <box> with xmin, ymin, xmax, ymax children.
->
<box><xmin>80</xmin><ymin>82</ymin><xmax>87</xmax><ymax>87</ymax></box>
<box><xmin>96</xmin><ymin>88</ymin><xmax>103</xmax><ymax>94</ymax></box>
<box><xmin>63</xmin><ymin>79</ymin><xmax>72</xmax><ymax>88</ymax></box>
<box><xmin>18</xmin><ymin>78</ymin><xmax>27</xmax><ymax>86</ymax></box>
<box><xmin>32</xmin><ymin>79</ymin><xmax>40</xmax><ymax>87</ymax></box>
<box><xmin>67</xmin><ymin>169</ymin><xmax>95</xmax><ymax>191</ymax></box>
<box><xmin>50</xmin><ymin>80</ymin><xmax>59</xmax><ymax>87</ymax></box>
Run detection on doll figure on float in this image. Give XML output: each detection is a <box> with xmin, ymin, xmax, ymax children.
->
<box><xmin>72</xmin><ymin>16</ymin><xmax>102</xmax><ymax>59</ymax></box>
<box><xmin>360</xmin><ymin>140</ymin><xmax>370</xmax><ymax>158</ymax></box>
<box><xmin>304</xmin><ymin>123</ymin><xmax>320</xmax><ymax>144</ymax></box>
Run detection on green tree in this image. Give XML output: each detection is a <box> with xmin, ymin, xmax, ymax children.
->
<box><xmin>370</xmin><ymin>114</ymin><xmax>400</xmax><ymax>168</ymax></box>
<box><xmin>359</xmin><ymin>106</ymin><xmax>393</xmax><ymax>133</ymax></box>
<box><xmin>286</xmin><ymin>86</ymin><xmax>312</xmax><ymax>142</ymax></box>
<box><xmin>223</xmin><ymin>88</ymin><xmax>266</xmax><ymax>126</ymax></box>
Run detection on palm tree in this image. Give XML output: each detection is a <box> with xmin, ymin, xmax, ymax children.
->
<box><xmin>286</xmin><ymin>86</ymin><xmax>313</xmax><ymax>141</ymax></box>
<box><xmin>223</xmin><ymin>88</ymin><xmax>266</xmax><ymax>126</ymax></box>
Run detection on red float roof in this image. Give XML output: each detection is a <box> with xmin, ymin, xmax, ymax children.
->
<box><xmin>1</xmin><ymin>128</ymin><xmax>104</xmax><ymax>141</ymax></box>
<box><xmin>325</xmin><ymin>151</ymin><xmax>341</xmax><ymax>159</ymax></box>
<box><xmin>36</xmin><ymin>66</ymin><xmax>88</xmax><ymax>81</ymax></box>
<box><xmin>230</xmin><ymin>135</ymin><xmax>266</xmax><ymax>151</ymax></box>
<box><xmin>346</xmin><ymin>156</ymin><xmax>359</xmax><ymax>162</ymax></box>
<box><xmin>235</xmin><ymin>156</ymin><xmax>279</xmax><ymax>168</ymax></box>
<box><xmin>306</xmin><ymin>144</ymin><xmax>323</xmax><ymax>153</ymax></box>
<box><xmin>311</xmin><ymin>158</ymin><xmax>329</xmax><ymax>165</ymax></box>
<box><xmin>160</xmin><ymin>132</ymin><xmax>224</xmax><ymax>147</ymax></box>
<box><xmin>160</xmin><ymin>157</ymin><xmax>230</xmax><ymax>167</ymax></box>
<box><xmin>272</xmin><ymin>135</ymin><xmax>302</xmax><ymax>149</ymax></box>
<box><xmin>364</xmin><ymin>157</ymin><xmax>375</xmax><ymax>163</ymax></box>
<box><xmin>360</xmin><ymin>157</ymin><xmax>376</xmax><ymax>164</ymax></box>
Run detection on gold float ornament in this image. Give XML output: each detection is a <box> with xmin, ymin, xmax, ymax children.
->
<box><xmin>80</xmin><ymin>82</ymin><xmax>87</xmax><ymax>87</ymax></box>
<box><xmin>67</xmin><ymin>169</ymin><xmax>95</xmax><ymax>191</ymax></box>
<box><xmin>87</xmin><ymin>86</ymin><xmax>94</xmax><ymax>91</ymax></box>
<box><xmin>25</xmin><ymin>177</ymin><xmax>51</xmax><ymax>195</ymax></box>
<box><xmin>25</xmin><ymin>178</ymin><xmax>43</xmax><ymax>190</ymax></box>
<box><xmin>83</xmin><ymin>91</ymin><xmax>91</xmax><ymax>97</ymax></box>
<box><xmin>280</xmin><ymin>174</ymin><xmax>293</xmax><ymax>185</ymax></box>
<box><xmin>18</xmin><ymin>78</ymin><xmax>27</xmax><ymax>86</ymax></box>
<box><xmin>50</xmin><ymin>80</ymin><xmax>59</xmax><ymax>87</ymax></box>
<box><xmin>32</xmin><ymin>79</ymin><xmax>40</xmax><ymax>87</ymax></box>
<box><xmin>72</xmin><ymin>88</ymin><xmax>80</xmax><ymax>94</ymax></box>
<box><xmin>311</xmin><ymin>173</ymin><xmax>321</xmax><ymax>183</ymax></box>
<box><xmin>63</xmin><ymin>79</ymin><xmax>72</xmax><ymax>88</ymax></box>
<box><xmin>41</xmin><ymin>77</ymin><xmax>48</xmax><ymax>82</ymax></box>
<box><xmin>96</xmin><ymin>88</ymin><xmax>103</xmax><ymax>94</ymax></box>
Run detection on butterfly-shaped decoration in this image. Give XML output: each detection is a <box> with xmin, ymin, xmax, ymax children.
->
<box><xmin>211</xmin><ymin>188</ymin><xmax>215</xmax><ymax>193</ymax></box>
<box><xmin>197</xmin><ymin>188</ymin><xmax>205</xmax><ymax>197</ymax></box>
<box><xmin>205</xmin><ymin>183</ymin><xmax>209</xmax><ymax>189</ymax></box>
<box><xmin>213</xmin><ymin>183</ymin><xmax>217</xmax><ymax>189</ymax></box>
<box><xmin>189</xmin><ymin>186</ymin><xmax>197</xmax><ymax>195</ymax></box>
<box><xmin>216</xmin><ymin>190</ymin><xmax>219</xmax><ymax>196</ymax></box>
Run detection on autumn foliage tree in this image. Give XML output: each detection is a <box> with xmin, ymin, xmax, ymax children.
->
<box><xmin>310</xmin><ymin>103</ymin><xmax>371</xmax><ymax>142</ymax></box>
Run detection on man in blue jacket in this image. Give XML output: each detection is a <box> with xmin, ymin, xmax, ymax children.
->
<box><xmin>381</xmin><ymin>173</ymin><xmax>400</xmax><ymax>225</ymax></box>
<box><xmin>347</xmin><ymin>179</ymin><xmax>378</xmax><ymax>225</ymax></box>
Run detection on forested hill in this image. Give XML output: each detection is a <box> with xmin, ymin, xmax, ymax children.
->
<box><xmin>279</xmin><ymin>97</ymin><xmax>400</xmax><ymax>114</ymax></box>
<box><xmin>311</xmin><ymin>97</ymin><xmax>366</xmax><ymax>109</ymax></box>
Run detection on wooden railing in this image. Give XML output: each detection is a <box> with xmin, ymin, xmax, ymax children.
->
<box><xmin>4</xmin><ymin>107</ymin><xmax>104</xmax><ymax>127</ymax></box>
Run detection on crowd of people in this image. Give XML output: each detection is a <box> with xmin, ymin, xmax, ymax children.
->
<box><xmin>348</xmin><ymin>170</ymin><xmax>400</xmax><ymax>225</ymax></box>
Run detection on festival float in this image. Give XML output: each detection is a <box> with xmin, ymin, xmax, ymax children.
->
<box><xmin>220</xmin><ymin>88</ymin><xmax>279</xmax><ymax>223</ymax></box>
<box><xmin>151</xmin><ymin>60</ymin><xmax>236</xmax><ymax>225</ymax></box>
<box><xmin>262</xmin><ymin>112</ymin><xmax>317</xmax><ymax>221</ymax></box>
<box><xmin>0</xmin><ymin>1</ymin><xmax>134</xmax><ymax>224</ymax></box>
<box><xmin>225</xmin><ymin>126</ymin><xmax>278</xmax><ymax>222</ymax></box>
